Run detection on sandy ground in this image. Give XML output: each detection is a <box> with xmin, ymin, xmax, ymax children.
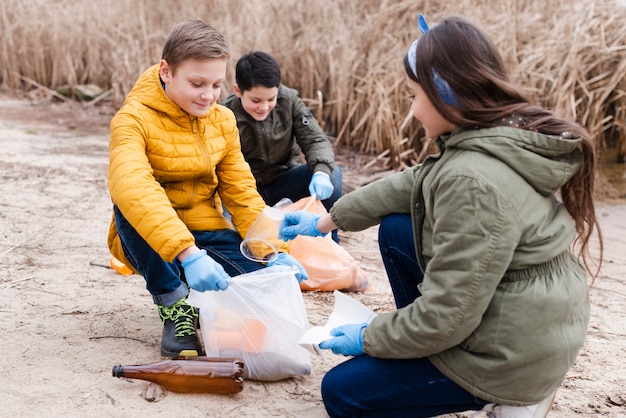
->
<box><xmin>0</xmin><ymin>91</ymin><xmax>625</xmax><ymax>417</ymax></box>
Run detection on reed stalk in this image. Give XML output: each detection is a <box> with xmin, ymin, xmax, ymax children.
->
<box><xmin>1</xmin><ymin>0</ymin><xmax>624</xmax><ymax>166</ymax></box>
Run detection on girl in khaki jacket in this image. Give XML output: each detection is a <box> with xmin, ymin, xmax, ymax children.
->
<box><xmin>280</xmin><ymin>14</ymin><xmax>602</xmax><ymax>418</ymax></box>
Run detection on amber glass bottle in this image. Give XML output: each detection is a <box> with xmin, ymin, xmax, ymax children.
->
<box><xmin>112</xmin><ymin>356</ymin><xmax>244</xmax><ymax>394</ymax></box>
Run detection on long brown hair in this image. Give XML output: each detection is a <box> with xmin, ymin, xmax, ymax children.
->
<box><xmin>404</xmin><ymin>16</ymin><xmax>602</xmax><ymax>278</ymax></box>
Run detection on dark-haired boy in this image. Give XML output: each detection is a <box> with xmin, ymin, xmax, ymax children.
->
<box><xmin>222</xmin><ymin>51</ymin><xmax>342</xmax><ymax>242</ymax></box>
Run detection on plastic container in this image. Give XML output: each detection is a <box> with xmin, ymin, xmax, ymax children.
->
<box><xmin>110</xmin><ymin>256</ymin><xmax>133</xmax><ymax>275</ymax></box>
<box><xmin>240</xmin><ymin>207</ymin><xmax>285</xmax><ymax>262</ymax></box>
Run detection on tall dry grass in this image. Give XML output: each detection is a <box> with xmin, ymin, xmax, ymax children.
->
<box><xmin>1</xmin><ymin>0</ymin><xmax>625</xmax><ymax>167</ymax></box>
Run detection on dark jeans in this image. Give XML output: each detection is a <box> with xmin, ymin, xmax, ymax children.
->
<box><xmin>113</xmin><ymin>205</ymin><xmax>264</xmax><ymax>307</ymax></box>
<box><xmin>378</xmin><ymin>213</ymin><xmax>423</xmax><ymax>308</ymax></box>
<box><xmin>321</xmin><ymin>214</ymin><xmax>489</xmax><ymax>417</ymax></box>
<box><xmin>257</xmin><ymin>164</ymin><xmax>342</xmax><ymax>242</ymax></box>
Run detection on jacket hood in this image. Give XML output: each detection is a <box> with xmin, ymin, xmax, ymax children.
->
<box><xmin>444</xmin><ymin>126</ymin><xmax>582</xmax><ymax>196</ymax></box>
<box><xmin>123</xmin><ymin>64</ymin><xmax>214</xmax><ymax>123</ymax></box>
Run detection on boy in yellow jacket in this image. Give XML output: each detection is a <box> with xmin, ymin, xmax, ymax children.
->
<box><xmin>107</xmin><ymin>20</ymin><xmax>306</xmax><ymax>357</ymax></box>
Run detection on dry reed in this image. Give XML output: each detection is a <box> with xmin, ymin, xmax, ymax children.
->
<box><xmin>1</xmin><ymin>0</ymin><xmax>624</xmax><ymax>167</ymax></box>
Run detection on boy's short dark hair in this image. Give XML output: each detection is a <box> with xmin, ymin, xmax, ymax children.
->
<box><xmin>235</xmin><ymin>51</ymin><xmax>281</xmax><ymax>92</ymax></box>
<box><xmin>161</xmin><ymin>20</ymin><xmax>230</xmax><ymax>74</ymax></box>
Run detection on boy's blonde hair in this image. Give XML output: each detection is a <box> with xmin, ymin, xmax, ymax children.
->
<box><xmin>161</xmin><ymin>20</ymin><xmax>230</xmax><ymax>74</ymax></box>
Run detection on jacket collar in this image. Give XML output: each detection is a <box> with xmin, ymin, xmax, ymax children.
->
<box><xmin>440</xmin><ymin>125</ymin><xmax>582</xmax><ymax>196</ymax></box>
<box><xmin>124</xmin><ymin>64</ymin><xmax>214</xmax><ymax>125</ymax></box>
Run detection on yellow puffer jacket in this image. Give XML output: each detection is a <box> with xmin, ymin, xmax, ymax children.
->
<box><xmin>108</xmin><ymin>64</ymin><xmax>266</xmax><ymax>267</ymax></box>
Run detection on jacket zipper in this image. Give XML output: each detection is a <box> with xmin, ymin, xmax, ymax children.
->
<box><xmin>189</xmin><ymin>116</ymin><xmax>204</xmax><ymax>207</ymax></box>
<box><xmin>260</xmin><ymin>121</ymin><xmax>270</xmax><ymax>172</ymax></box>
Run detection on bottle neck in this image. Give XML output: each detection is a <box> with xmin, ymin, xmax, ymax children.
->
<box><xmin>112</xmin><ymin>364</ymin><xmax>124</xmax><ymax>377</ymax></box>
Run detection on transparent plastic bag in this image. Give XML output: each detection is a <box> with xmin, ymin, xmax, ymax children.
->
<box><xmin>187</xmin><ymin>266</ymin><xmax>311</xmax><ymax>381</ymax></box>
<box><xmin>281</xmin><ymin>196</ymin><xmax>372</xmax><ymax>292</ymax></box>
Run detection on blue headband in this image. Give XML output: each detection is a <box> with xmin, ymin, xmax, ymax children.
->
<box><xmin>407</xmin><ymin>14</ymin><xmax>459</xmax><ymax>107</ymax></box>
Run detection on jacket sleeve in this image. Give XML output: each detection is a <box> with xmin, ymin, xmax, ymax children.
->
<box><xmin>363</xmin><ymin>173</ymin><xmax>523</xmax><ymax>358</ymax></box>
<box><xmin>329</xmin><ymin>166</ymin><xmax>417</xmax><ymax>231</ymax></box>
<box><xmin>108</xmin><ymin>108</ymin><xmax>195</xmax><ymax>263</ymax></box>
<box><xmin>290</xmin><ymin>95</ymin><xmax>335</xmax><ymax>176</ymax></box>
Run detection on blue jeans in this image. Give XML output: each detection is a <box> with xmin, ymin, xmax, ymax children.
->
<box><xmin>378</xmin><ymin>213</ymin><xmax>423</xmax><ymax>309</ymax></box>
<box><xmin>322</xmin><ymin>355</ymin><xmax>488</xmax><ymax>417</ymax></box>
<box><xmin>257</xmin><ymin>164</ymin><xmax>342</xmax><ymax>242</ymax></box>
<box><xmin>320</xmin><ymin>214</ymin><xmax>489</xmax><ymax>417</ymax></box>
<box><xmin>113</xmin><ymin>205</ymin><xmax>264</xmax><ymax>307</ymax></box>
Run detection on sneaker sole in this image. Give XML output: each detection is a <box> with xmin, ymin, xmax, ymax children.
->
<box><xmin>533</xmin><ymin>391</ymin><xmax>557</xmax><ymax>418</ymax></box>
<box><xmin>161</xmin><ymin>349</ymin><xmax>199</xmax><ymax>357</ymax></box>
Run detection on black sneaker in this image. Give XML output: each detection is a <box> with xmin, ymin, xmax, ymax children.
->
<box><xmin>157</xmin><ymin>298</ymin><xmax>202</xmax><ymax>357</ymax></box>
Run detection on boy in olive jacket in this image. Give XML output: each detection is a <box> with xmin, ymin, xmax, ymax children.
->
<box><xmin>222</xmin><ymin>51</ymin><xmax>342</xmax><ymax>242</ymax></box>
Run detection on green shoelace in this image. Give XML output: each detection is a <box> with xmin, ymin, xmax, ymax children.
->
<box><xmin>158</xmin><ymin>300</ymin><xmax>199</xmax><ymax>337</ymax></box>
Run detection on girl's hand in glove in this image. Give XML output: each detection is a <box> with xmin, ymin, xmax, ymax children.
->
<box><xmin>279</xmin><ymin>210</ymin><xmax>325</xmax><ymax>241</ymax></box>
<box><xmin>319</xmin><ymin>323</ymin><xmax>368</xmax><ymax>356</ymax></box>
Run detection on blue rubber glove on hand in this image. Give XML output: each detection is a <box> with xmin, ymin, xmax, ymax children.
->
<box><xmin>267</xmin><ymin>252</ymin><xmax>309</xmax><ymax>282</ymax></box>
<box><xmin>308</xmin><ymin>172</ymin><xmax>334</xmax><ymax>200</ymax></box>
<box><xmin>279</xmin><ymin>210</ymin><xmax>326</xmax><ymax>241</ymax></box>
<box><xmin>319</xmin><ymin>323</ymin><xmax>368</xmax><ymax>356</ymax></box>
<box><xmin>181</xmin><ymin>249</ymin><xmax>230</xmax><ymax>292</ymax></box>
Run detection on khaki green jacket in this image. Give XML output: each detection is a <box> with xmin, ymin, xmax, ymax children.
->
<box><xmin>330</xmin><ymin>126</ymin><xmax>590</xmax><ymax>405</ymax></box>
<box><xmin>222</xmin><ymin>85</ymin><xmax>335</xmax><ymax>185</ymax></box>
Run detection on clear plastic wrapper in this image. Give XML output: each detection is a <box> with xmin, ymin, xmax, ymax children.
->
<box><xmin>187</xmin><ymin>266</ymin><xmax>311</xmax><ymax>381</ymax></box>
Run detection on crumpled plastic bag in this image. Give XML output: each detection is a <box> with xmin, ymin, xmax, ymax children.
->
<box><xmin>281</xmin><ymin>196</ymin><xmax>372</xmax><ymax>292</ymax></box>
<box><xmin>187</xmin><ymin>266</ymin><xmax>311</xmax><ymax>381</ymax></box>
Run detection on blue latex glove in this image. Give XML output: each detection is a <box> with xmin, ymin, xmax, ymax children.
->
<box><xmin>308</xmin><ymin>172</ymin><xmax>334</xmax><ymax>200</ymax></box>
<box><xmin>267</xmin><ymin>252</ymin><xmax>309</xmax><ymax>282</ymax></box>
<box><xmin>279</xmin><ymin>210</ymin><xmax>326</xmax><ymax>241</ymax></box>
<box><xmin>180</xmin><ymin>249</ymin><xmax>230</xmax><ymax>292</ymax></box>
<box><xmin>319</xmin><ymin>323</ymin><xmax>368</xmax><ymax>356</ymax></box>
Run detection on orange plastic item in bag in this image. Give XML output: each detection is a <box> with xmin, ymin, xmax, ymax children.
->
<box><xmin>206</xmin><ymin>309</ymin><xmax>267</xmax><ymax>353</ymax></box>
<box><xmin>281</xmin><ymin>196</ymin><xmax>373</xmax><ymax>292</ymax></box>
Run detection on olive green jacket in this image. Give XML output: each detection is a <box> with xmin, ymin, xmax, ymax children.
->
<box><xmin>222</xmin><ymin>85</ymin><xmax>335</xmax><ymax>185</ymax></box>
<box><xmin>330</xmin><ymin>126</ymin><xmax>590</xmax><ymax>405</ymax></box>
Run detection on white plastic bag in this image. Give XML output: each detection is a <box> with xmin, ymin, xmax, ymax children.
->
<box><xmin>187</xmin><ymin>266</ymin><xmax>311</xmax><ymax>381</ymax></box>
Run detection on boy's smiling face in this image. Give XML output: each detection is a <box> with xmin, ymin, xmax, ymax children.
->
<box><xmin>159</xmin><ymin>57</ymin><xmax>227</xmax><ymax>117</ymax></box>
<box><xmin>234</xmin><ymin>85</ymin><xmax>279</xmax><ymax>121</ymax></box>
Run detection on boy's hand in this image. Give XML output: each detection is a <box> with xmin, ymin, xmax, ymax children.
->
<box><xmin>308</xmin><ymin>172</ymin><xmax>334</xmax><ymax>200</ymax></box>
<box><xmin>267</xmin><ymin>253</ymin><xmax>309</xmax><ymax>282</ymax></box>
<box><xmin>181</xmin><ymin>249</ymin><xmax>230</xmax><ymax>292</ymax></box>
